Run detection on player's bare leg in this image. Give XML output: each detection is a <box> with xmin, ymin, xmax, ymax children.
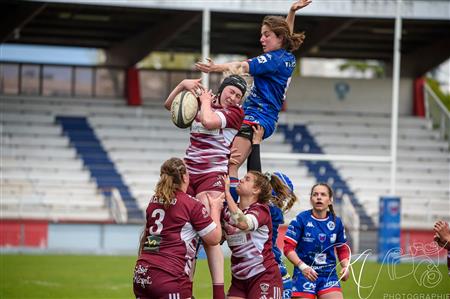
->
<box><xmin>318</xmin><ymin>291</ymin><xmax>344</xmax><ymax>299</ymax></box>
<box><xmin>228</xmin><ymin>136</ymin><xmax>252</xmax><ymax>178</ymax></box>
<box><xmin>197</xmin><ymin>190</ymin><xmax>225</xmax><ymax>299</ymax></box>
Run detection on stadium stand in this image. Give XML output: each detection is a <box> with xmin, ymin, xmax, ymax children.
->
<box><xmin>279</xmin><ymin>111</ymin><xmax>450</xmax><ymax>230</ymax></box>
<box><xmin>2</xmin><ymin>99</ymin><xmax>110</xmax><ymax>221</ymax></box>
<box><xmin>55</xmin><ymin>116</ymin><xmax>143</xmax><ymax>222</ymax></box>
<box><xmin>2</xmin><ymin>95</ymin><xmax>448</xmax><ymax>232</ymax></box>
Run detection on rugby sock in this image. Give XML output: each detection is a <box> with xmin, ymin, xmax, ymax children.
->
<box><xmin>212</xmin><ymin>283</ymin><xmax>225</xmax><ymax>299</ymax></box>
<box><xmin>229</xmin><ymin>177</ymin><xmax>239</xmax><ymax>203</ymax></box>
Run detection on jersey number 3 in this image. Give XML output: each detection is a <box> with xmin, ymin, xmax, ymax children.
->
<box><xmin>149</xmin><ymin>209</ymin><xmax>165</xmax><ymax>235</ymax></box>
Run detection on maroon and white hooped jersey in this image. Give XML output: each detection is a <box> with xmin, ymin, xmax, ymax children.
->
<box><xmin>139</xmin><ymin>191</ymin><xmax>216</xmax><ymax>279</ymax></box>
<box><xmin>222</xmin><ymin>202</ymin><xmax>278</xmax><ymax>280</ymax></box>
<box><xmin>185</xmin><ymin>103</ymin><xmax>244</xmax><ymax>175</ymax></box>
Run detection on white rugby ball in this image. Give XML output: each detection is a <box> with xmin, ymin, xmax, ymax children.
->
<box><xmin>171</xmin><ymin>90</ymin><xmax>199</xmax><ymax>129</ymax></box>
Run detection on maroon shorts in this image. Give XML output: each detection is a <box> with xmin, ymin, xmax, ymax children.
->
<box><xmin>187</xmin><ymin>171</ymin><xmax>225</xmax><ymax>196</ymax></box>
<box><xmin>133</xmin><ymin>259</ymin><xmax>192</xmax><ymax>299</ymax></box>
<box><xmin>227</xmin><ymin>263</ymin><xmax>283</xmax><ymax>299</ymax></box>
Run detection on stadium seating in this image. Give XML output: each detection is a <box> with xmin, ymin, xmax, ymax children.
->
<box><xmin>279</xmin><ymin>111</ymin><xmax>450</xmax><ymax>229</ymax></box>
<box><xmin>2</xmin><ymin>99</ymin><xmax>110</xmax><ymax>221</ymax></box>
<box><xmin>2</xmin><ymin>95</ymin><xmax>448</xmax><ymax>230</ymax></box>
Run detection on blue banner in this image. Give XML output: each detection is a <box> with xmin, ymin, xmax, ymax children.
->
<box><xmin>378</xmin><ymin>196</ymin><xmax>401</xmax><ymax>264</ymax></box>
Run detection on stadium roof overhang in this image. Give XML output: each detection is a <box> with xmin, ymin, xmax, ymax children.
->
<box><xmin>1</xmin><ymin>1</ymin><xmax>449</xmax><ymax>77</ymax></box>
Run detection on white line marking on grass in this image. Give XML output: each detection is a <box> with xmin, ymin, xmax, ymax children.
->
<box><xmin>25</xmin><ymin>280</ymin><xmax>61</xmax><ymax>287</ymax></box>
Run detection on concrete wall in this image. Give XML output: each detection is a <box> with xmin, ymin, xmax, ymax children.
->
<box><xmin>285</xmin><ymin>77</ymin><xmax>414</xmax><ymax>115</ymax></box>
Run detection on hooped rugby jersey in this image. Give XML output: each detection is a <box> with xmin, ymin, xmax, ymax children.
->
<box><xmin>185</xmin><ymin>103</ymin><xmax>244</xmax><ymax>174</ymax></box>
<box><xmin>222</xmin><ymin>202</ymin><xmax>278</xmax><ymax>280</ymax></box>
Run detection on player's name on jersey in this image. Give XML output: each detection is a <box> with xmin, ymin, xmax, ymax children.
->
<box><xmin>149</xmin><ymin>196</ymin><xmax>177</xmax><ymax>205</ymax></box>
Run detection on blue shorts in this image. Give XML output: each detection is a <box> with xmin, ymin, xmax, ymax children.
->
<box><xmin>243</xmin><ymin>114</ymin><xmax>276</xmax><ymax>139</ymax></box>
<box><xmin>292</xmin><ymin>271</ymin><xmax>342</xmax><ymax>299</ymax></box>
<box><xmin>279</xmin><ymin>262</ymin><xmax>292</xmax><ymax>299</ymax></box>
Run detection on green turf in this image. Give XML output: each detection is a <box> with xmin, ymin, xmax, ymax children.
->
<box><xmin>1</xmin><ymin>254</ymin><xmax>448</xmax><ymax>299</ymax></box>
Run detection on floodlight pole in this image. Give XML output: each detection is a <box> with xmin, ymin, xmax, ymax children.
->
<box><xmin>202</xmin><ymin>8</ymin><xmax>210</xmax><ymax>89</ymax></box>
<box><xmin>390</xmin><ymin>0</ymin><xmax>402</xmax><ymax>195</ymax></box>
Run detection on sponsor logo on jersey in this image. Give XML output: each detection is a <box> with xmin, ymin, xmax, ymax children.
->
<box><xmin>302</xmin><ymin>236</ymin><xmax>314</xmax><ymax>243</ymax></box>
<box><xmin>330</xmin><ymin>233</ymin><xmax>337</xmax><ymax>243</ymax></box>
<box><xmin>285</xmin><ymin>61</ymin><xmax>296</xmax><ymax>68</ymax></box>
<box><xmin>303</xmin><ymin>232</ymin><xmax>314</xmax><ymax>242</ymax></box>
<box><xmin>212</xmin><ymin>180</ymin><xmax>223</xmax><ymax>188</ymax></box>
<box><xmin>306</xmin><ymin>221</ymin><xmax>314</xmax><ymax>228</ymax></box>
<box><xmin>314</xmin><ymin>253</ymin><xmax>327</xmax><ymax>265</ymax></box>
<box><xmin>302</xmin><ymin>282</ymin><xmax>315</xmax><ymax>291</ymax></box>
<box><xmin>318</xmin><ymin>233</ymin><xmax>327</xmax><ymax>243</ymax></box>
<box><xmin>327</xmin><ymin>221</ymin><xmax>335</xmax><ymax>230</ymax></box>
<box><xmin>191</xmin><ymin>120</ymin><xmax>220</xmax><ymax>135</ymax></box>
<box><xmin>143</xmin><ymin>235</ymin><xmax>162</xmax><ymax>252</ymax></box>
<box><xmin>134</xmin><ymin>264</ymin><xmax>152</xmax><ymax>288</ymax></box>
<box><xmin>257</xmin><ymin>55</ymin><xmax>268</xmax><ymax>64</ymax></box>
<box><xmin>324</xmin><ymin>280</ymin><xmax>339</xmax><ymax>288</ymax></box>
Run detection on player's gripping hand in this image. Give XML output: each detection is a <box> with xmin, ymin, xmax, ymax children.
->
<box><xmin>181</xmin><ymin>78</ymin><xmax>204</xmax><ymax>97</ymax></box>
<box><xmin>339</xmin><ymin>266</ymin><xmax>350</xmax><ymax>281</ymax></box>
<box><xmin>298</xmin><ymin>263</ymin><xmax>318</xmax><ymax>282</ymax></box>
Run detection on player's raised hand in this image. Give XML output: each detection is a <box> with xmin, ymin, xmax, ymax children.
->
<box><xmin>222</xmin><ymin>174</ymin><xmax>231</xmax><ymax>192</ymax></box>
<box><xmin>291</xmin><ymin>0</ymin><xmax>312</xmax><ymax>12</ymax></box>
<box><xmin>252</xmin><ymin>125</ymin><xmax>264</xmax><ymax>145</ymax></box>
<box><xmin>198</xmin><ymin>89</ymin><xmax>215</xmax><ymax>104</ymax></box>
<box><xmin>195</xmin><ymin>58</ymin><xmax>215</xmax><ymax>73</ymax></box>
<box><xmin>182</xmin><ymin>78</ymin><xmax>204</xmax><ymax>96</ymax></box>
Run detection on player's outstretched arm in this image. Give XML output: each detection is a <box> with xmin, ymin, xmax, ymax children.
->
<box><xmin>195</xmin><ymin>58</ymin><xmax>249</xmax><ymax>75</ymax></box>
<box><xmin>163</xmin><ymin>78</ymin><xmax>204</xmax><ymax>110</ymax></box>
<box><xmin>286</xmin><ymin>0</ymin><xmax>312</xmax><ymax>33</ymax></box>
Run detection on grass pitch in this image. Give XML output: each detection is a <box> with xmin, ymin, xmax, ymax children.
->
<box><xmin>1</xmin><ymin>254</ymin><xmax>448</xmax><ymax>299</ymax></box>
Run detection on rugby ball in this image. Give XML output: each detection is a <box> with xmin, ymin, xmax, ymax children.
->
<box><xmin>171</xmin><ymin>90</ymin><xmax>199</xmax><ymax>129</ymax></box>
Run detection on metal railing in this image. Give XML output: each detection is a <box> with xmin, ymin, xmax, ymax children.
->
<box><xmin>108</xmin><ymin>188</ymin><xmax>128</xmax><ymax>223</ymax></box>
<box><xmin>340</xmin><ymin>194</ymin><xmax>360</xmax><ymax>254</ymax></box>
<box><xmin>424</xmin><ymin>83</ymin><xmax>450</xmax><ymax>149</ymax></box>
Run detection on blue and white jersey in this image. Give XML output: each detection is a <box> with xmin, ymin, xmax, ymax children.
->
<box><xmin>285</xmin><ymin>210</ymin><xmax>347</xmax><ymax>276</ymax></box>
<box><xmin>270</xmin><ymin>203</ymin><xmax>284</xmax><ymax>264</ymax></box>
<box><xmin>244</xmin><ymin>49</ymin><xmax>296</xmax><ymax>127</ymax></box>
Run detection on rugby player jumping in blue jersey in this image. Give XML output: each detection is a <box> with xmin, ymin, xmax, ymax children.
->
<box><xmin>283</xmin><ymin>183</ymin><xmax>351</xmax><ymax>299</ymax></box>
<box><xmin>196</xmin><ymin>0</ymin><xmax>312</xmax><ymax>190</ymax></box>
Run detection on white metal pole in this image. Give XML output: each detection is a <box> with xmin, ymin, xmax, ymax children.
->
<box><xmin>202</xmin><ymin>8</ymin><xmax>210</xmax><ymax>89</ymax></box>
<box><xmin>390</xmin><ymin>0</ymin><xmax>402</xmax><ymax>195</ymax></box>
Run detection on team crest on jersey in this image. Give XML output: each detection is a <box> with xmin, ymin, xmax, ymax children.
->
<box><xmin>307</xmin><ymin>221</ymin><xmax>314</xmax><ymax>228</ymax></box>
<box><xmin>318</xmin><ymin>233</ymin><xmax>327</xmax><ymax>243</ymax></box>
<box><xmin>327</xmin><ymin>221</ymin><xmax>335</xmax><ymax>230</ymax></box>
<box><xmin>259</xmin><ymin>283</ymin><xmax>269</xmax><ymax>294</ymax></box>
